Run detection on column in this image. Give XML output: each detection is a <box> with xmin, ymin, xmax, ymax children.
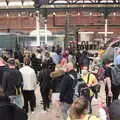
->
<box><xmin>36</xmin><ymin>10</ymin><xmax>40</xmax><ymax>46</ymax></box>
<box><xmin>105</xmin><ymin>19</ymin><xmax>108</xmax><ymax>43</ymax></box>
<box><xmin>44</xmin><ymin>19</ymin><xmax>47</xmax><ymax>44</ymax></box>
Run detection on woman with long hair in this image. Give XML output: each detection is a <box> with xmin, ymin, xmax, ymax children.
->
<box><xmin>68</xmin><ymin>97</ymin><xmax>100</xmax><ymax>120</ymax></box>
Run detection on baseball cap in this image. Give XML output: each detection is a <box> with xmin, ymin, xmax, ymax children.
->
<box><xmin>7</xmin><ymin>58</ymin><xmax>15</xmax><ymax>65</ymax></box>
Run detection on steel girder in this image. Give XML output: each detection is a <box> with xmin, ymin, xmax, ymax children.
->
<box><xmin>2</xmin><ymin>0</ymin><xmax>120</xmax><ymax>4</ymax></box>
<box><xmin>49</xmin><ymin>0</ymin><xmax>120</xmax><ymax>4</ymax></box>
<box><xmin>0</xmin><ymin>0</ymin><xmax>120</xmax><ymax>13</ymax></box>
<box><xmin>0</xmin><ymin>6</ymin><xmax>120</xmax><ymax>14</ymax></box>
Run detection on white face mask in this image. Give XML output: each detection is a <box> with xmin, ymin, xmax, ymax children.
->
<box><xmin>82</xmin><ymin>70</ymin><xmax>88</xmax><ymax>75</ymax></box>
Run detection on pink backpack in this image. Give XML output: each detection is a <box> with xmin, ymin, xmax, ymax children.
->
<box><xmin>96</xmin><ymin>67</ymin><xmax>105</xmax><ymax>81</ymax></box>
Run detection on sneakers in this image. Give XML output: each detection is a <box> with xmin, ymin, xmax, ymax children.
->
<box><xmin>47</xmin><ymin>108</ymin><xmax>51</xmax><ymax>112</ymax></box>
<box><xmin>40</xmin><ymin>110</ymin><xmax>47</xmax><ymax>114</ymax></box>
<box><xmin>31</xmin><ymin>111</ymin><xmax>35</xmax><ymax>114</ymax></box>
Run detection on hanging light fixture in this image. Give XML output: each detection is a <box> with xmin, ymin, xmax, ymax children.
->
<box><xmin>6</xmin><ymin>13</ymin><xmax>9</xmax><ymax>17</ymax></box>
<box><xmin>89</xmin><ymin>12</ymin><xmax>92</xmax><ymax>16</ymax></box>
<box><xmin>113</xmin><ymin>12</ymin><xmax>116</xmax><ymax>16</ymax></box>
<box><xmin>77</xmin><ymin>12</ymin><xmax>80</xmax><ymax>16</ymax></box>
<box><xmin>53</xmin><ymin>12</ymin><xmax>56</xmax><ymax>16</ymax></box>
<box><xmin>18</xmin><ymin>13</ymin><xmax>21</xmax><ymax>17</ymax></box>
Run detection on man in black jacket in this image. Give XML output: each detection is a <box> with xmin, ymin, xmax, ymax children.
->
<box><xmin>2</xmin><ymin>58</ymin><xmax>23</xmax><ymax>108</ymax></box>
<box><xmin>60</xmin><ymin>63</ymin><xmax>77</xmax><ymax>120</ymax></box>
<box><xmin>0</xmin><ymin>57</ymin><xmax>8</xmax><ymax>85</ymax></box>
<box><xmin>38</xmin><ymin>60</ymin><xmax>51</xmax><ymax>112</ymax></box>
<box><xmin>0</xmin><ymin>87</ymin><xmax>27</xmax><ymax>120</ymax></box>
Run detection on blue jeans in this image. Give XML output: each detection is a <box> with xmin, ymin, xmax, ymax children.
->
<box><xmin>61</xmin><ymin>102</ymin><xmax>71</xmax><ymax>120</ymax></box>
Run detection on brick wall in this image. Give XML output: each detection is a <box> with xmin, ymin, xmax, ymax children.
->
<box><xmin>0</xmin><ymin>14</ymin><xmax>120</xmax><ymax>34</ymax></box>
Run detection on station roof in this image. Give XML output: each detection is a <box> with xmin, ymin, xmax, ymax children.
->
<box><xmin>0</xmin><ymin>0</ymin><xmax>34</xmax><ymax>8</ymax></box>
<box><xmin>0</xmin><ymin>0</ymin><xmax>120</xmax><ymax>9</ymax></box>
<box><xmin>0</xmin><ymin>0</ymin><xmax>120</xmax><ymax>13</ymax></box>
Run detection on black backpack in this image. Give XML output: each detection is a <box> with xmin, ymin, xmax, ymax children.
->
<box><xmin>8</xmin><ymin>69</ymin><xmax>23</xmax><ymax>96</ymax></box>
<box><xmin>68</xmin><ymin>74</ymin><xmax>90</xmax><ymax>100</ymax></box>
<box><xmin>14</xmin><ymin>70</ymin><xmax>23</xmax><ymax>95</ymax></box>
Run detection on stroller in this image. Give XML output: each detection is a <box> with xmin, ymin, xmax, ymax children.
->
<box><xmin>73</xmin><ymin>77</ymin><xmax>93</xmax><ymax>113</ymax></box>
<box><xmin>74</xmin><ymin>78</ymin><xmax>91</xmax><ymax>100</ymax></box>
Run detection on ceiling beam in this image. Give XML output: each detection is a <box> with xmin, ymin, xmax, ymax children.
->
<box><xmin>48</xmin><ymin>0</ymin><xmax>120</xmax><ymax>3</ymax></box>
<box><xmin>89</xmin><ymin>0</ymin><xmax>95</xmax><ymax>3</ymax></box>
<box><xmin>0</xmin><ymin>4</ymin><xmax>120</xmax><ymax>13</ymax></box>
<box><xmin>65</xmin><ymin>0</ymin><xmax>70</xmax><ymax>4</ymax></box>
<box><xmin>50</xmin><ymin>0</ymin><xmax>56</xmax><ymax>4</ymax></box>
<box><xmin>74</xmin><ymin>0</ymin><xmax>79</xmax><ymax>4</ymax></box>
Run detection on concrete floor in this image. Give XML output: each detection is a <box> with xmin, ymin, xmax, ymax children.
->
<box><xmin>28</xmin><ymin>81</ymin><xmax>106</xmax><ymax>120</ymax></box>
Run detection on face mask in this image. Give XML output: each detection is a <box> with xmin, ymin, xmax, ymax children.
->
<box><xmin>82</xmin><ymin>70</ymin><xmax>88</xmax><ymax>75</ymax></box>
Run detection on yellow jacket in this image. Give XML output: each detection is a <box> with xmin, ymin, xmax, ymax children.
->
<box><xmin>67</xmin><ymin>114</ymin><xmax>100</xmax><ymax>120</ymax></box>
<box><xmin>81</xmin><ymin>73</ymin><xmax>97</xmax><ymax>96</ymax></box>
<box><xmin>81</xmin><ymin>73</ymin><xmax>97</xmax><ymax>85</ymax></box>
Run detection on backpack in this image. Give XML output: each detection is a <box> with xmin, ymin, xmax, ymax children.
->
<box><xmin>68</xmin><ymin>74</ymin><xmax>90</xmax><ymax>100</ymax></box>
<box><xmin>96</xmin><ymin>67</ymin><xmax>105</xmax><ymax>81</ymax></box>
<box><xmin>13</xmin><ymin>70</ymin><xmax>23</xmax><ymax>96</ymax></box>
<box><xmin>111</xmin><ymin>66</ymin><xmax>120</xmax><ymax>86</ymax></box>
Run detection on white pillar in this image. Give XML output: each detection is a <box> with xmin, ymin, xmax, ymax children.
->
<box><xmin>105</xmin><ymin>19</ymin><xmax>108</xmax><ymax>43</ymax></box>
<box><xmin>36</xmin><ymin>10</ymin><xmax>40</xmax><ymax>46</ymax></box>
<box><xmin>44</xmin><ymin>19</ymin><xmax>47</xmax><ymax>44</ymax></box>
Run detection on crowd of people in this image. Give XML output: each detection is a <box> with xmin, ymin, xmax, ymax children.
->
<box><xmin>0</xmin><ymin>45</ymin><xmax>120</xmax><ymax>120</ymax></box>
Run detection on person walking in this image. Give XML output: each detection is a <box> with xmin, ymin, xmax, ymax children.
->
<box><xmin>50</xmin><ymin>46</ymin><xmax>60</xmax><ymax>65</ymax></box>
<box><xmin>81</xmin><ymin>66</ymin><xmax>97</xmax><ymax>113</ymax></box>
<box><xmin>111</xmin><ymin>63</ymin><xmax>120</xmax><ymax>100</ymax></box>
<box><xmin>60</xmin><ymin>63</ymin><xmax>77</xmax><ymax>120</ymax></box>
<box><xmin>67</xmin><ymin>97</ymin><xmax>100</xmax><ymax>120</ymax></box>
<box><xmin>0</xmin><ymin>57</ymin><xmax>7</xmax><ymax>85</ymax></box>
<box><xmin>104</xmin><ymin>60</ymin><xmax>113</xmax><ymax>107</ymax></box>
<box><xmin>0</xmin><ymin>87</ymin><xmax>27</xmax><ymax>120</ymax></box>
<box><xmin>31</xmin><ymin>53</ymin><xmax>39</xmax><ymax>74</ymax></box>
<box><xmin>38</xmin><ymin>60</ymin><xmax>51</xmax><ymax>113</ymax></box>
<box><xmin>19</xmin><ymin>58</ymin><xmax>37</xmax><ymax>113</ymax></box>
<box><xmin>50</xmin><ymin>64</ymin><xmax>65</xmax><ymax>117</ymax></box>
<box><xmin>2</xmin><ymin>58</ymin><xmax>23</xmax><ymax>108</ymax></box>
<box><xmin>81</xmin><ymin>51</ymin><xmax>90</xmax><ymax>70</ymax></box>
